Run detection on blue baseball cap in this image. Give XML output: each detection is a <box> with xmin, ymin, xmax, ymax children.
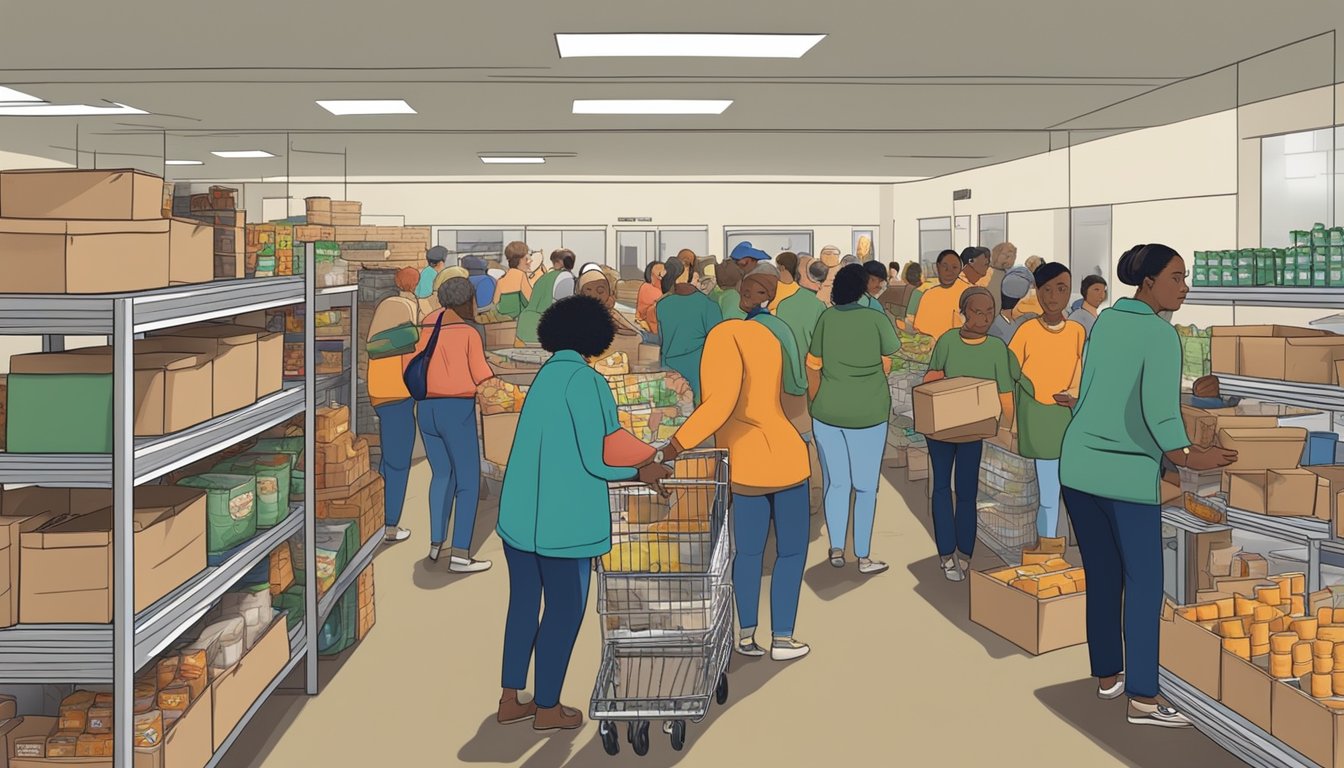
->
<box><xmin>729</xmin><ymin>242</ymin><xmax>769</xmax><ymax>263</ymax></box>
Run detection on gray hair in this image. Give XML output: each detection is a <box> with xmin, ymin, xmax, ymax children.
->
<box><xmin>751</xmin><ymin>262</ymin><xmax>780</xmax><ymax>279</ymax></box>
<box><xmin>807</xmin><ymin>260</ymin><xmax>830</xmax><ymax>283</ymax></box>
<box><xmin>840</xmin><ymin>254</ymin><xmax>859</xmax><ymax>266</ymax></box>
<box><xmin>959</xmin><ymin>286</ymin><xmax>994</xmax><ymax>314</ymax></box>
<box><xmin>437</xmin><ymin>276</ymin><xmax>475</xmax><ymax>309</ymax></box>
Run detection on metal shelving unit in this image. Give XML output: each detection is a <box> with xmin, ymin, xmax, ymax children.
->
<box><xmin>1216</xmin><ymin>374</ymin><xmax>1344</xmax><ymax>412</ymax></box>
<box><xmin>1160</xmin><ymin>668</ymin><xmax>1315</xmax><ymax>768</ymax></box>
<box><xmin>1183</xmin><ymin>286</ymin><xmax>1344</xmax><ymax>310</ymax></box>
<box><xmin>203</xmin><ymin>621</ymin><xmax>308</xmax><ymax>768</ymax></box>
<box><xmin>317</xmin><ymin>531</ymin><xmax>381</xmax><ymax>624</ymax></box>
<box><xmin>0</xmin><ymin>260</ymin><xmax>319</xmax><ymax>765</ymax></box>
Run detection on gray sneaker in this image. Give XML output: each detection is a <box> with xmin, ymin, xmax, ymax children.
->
<box><xmin>858</xmin><ymin>558</ymin><xmax>889</xmax><ymax>575</ymax></box>
<box><xmin>942</xmin><ymin>557</ymin><xmax>965</xmax><ymax>582</ymax></box>
<box><xmin>1127</xmin><ymin>701</ymin><xmax>1193</xmax><ymax>728</ymax></box>
<box><xmin>449</xmin><ymin>556</ymin><xmax>492</xmax><ymax>574</ymax></box>
<box><xmin>384</xmin><ymin>527</ymin><xmax>410</xmax><ymax>543</ymax></box>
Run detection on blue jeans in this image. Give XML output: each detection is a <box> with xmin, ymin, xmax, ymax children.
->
<box><xmin>416</xmin><ymin>398</ymin><xmax>481</xmax><ymax>551</ymax></box>
<box><xmin>501</xmin><ymin>543</ymin><xmax>591</xmax><ymax>709</ymax></box>
<box><xmin>733</xmin><ymin>483</ymin><xmax>809</xmax><ymax>638</ymax></box>
<box><xmin>374</xmin><ymin>399</ymin><xmax>416</xmax><ymax>529</ymax></box>
<box><xmin>812</xmin><ymin>420</ymin><xmax>885</xmax><ymax>558</ymax></box>
<box><xmin>1035</xmin><ymin>459</ymin><xmax>1062</xmax><ymax>539</ymax></box>
<box><xmin>1062</xmin><ymin>487</ymin><xmax>1162</xmax><ymax>699</ymax></box>
<box><xmin>927</xmin><ymin>438</ymin><xmax>983</xmax><ymax>558</ymax></box>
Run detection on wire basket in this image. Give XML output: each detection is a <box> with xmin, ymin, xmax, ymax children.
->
<box><xmin>977</xmin><ymin>501</ymin><xmax>1039</xmax><ymax>559</ymax></box>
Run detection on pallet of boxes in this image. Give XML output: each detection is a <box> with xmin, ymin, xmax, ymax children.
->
<box><xmin>313</xmin><ymin>404</ymin><xmax>380</xmax><ymax>643</ymax></box>
<box><xmin>0</xmin><ymin>167</ymin><xmax>214</xmax><ymax>294</ymax></box>
<box><xmin>173</xmin><ymin>184</ymin><xmax>247</xmax><ymax>280</ymax></box>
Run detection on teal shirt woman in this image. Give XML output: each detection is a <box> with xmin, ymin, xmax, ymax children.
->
<box><xmin>655</xmin><ymin>258</ymin><xmax>722</xmax><ymax>403</ymax></box>
<box><xmin>1058</xmin><ymin>244</ymin><xmax>1235</xmax><ymax>729</ymax></box>
<box><xmin>515</xmin><ymin>250</ymin><xmax>573</xmax><ymax>345</ymax></box>
<box><xmin>496</xmin><ymin>295</ymin><xmax>669</xmax><ymax>730</ymax></box>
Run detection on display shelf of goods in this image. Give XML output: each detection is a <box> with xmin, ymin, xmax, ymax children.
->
<box><xmin>1177</xmin><ymin>325</ymin><xmax>1212</xmax><ymax>381</ymax></box>
<box><xmin>1216</xmin><ymin>376</ymin><xmax>1344</xmax><ymax>413</ymax></box>
<box><xmin>888</xmin><ymin>370</ymin><xmax>924</xmax><ymax>418</ymax></box>
<box><xmin>895</xmin><ymin>328</ymin><xmax>934</xmax><ymax>366</ymax></box>
<box><xmin>316</xmin><ymin>525</ymin><xmax>380</xmax><ymax>624</ymax></box>
<box><xmin>1159</xmin><ymin>667</ymin><xmax>1316</xmax><ymax>767</ymax></box>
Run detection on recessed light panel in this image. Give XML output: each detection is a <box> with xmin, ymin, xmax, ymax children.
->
<box><xmin>211</xmin><ymin>150</ymin><xmax>276</xmax><ymax>159</ymax></box>
<box><xmin>557</xmin><ymin>33</ymin><xmax>825</xmax><ymax>58</ymax></box>
<box><xmin>317</xmin><ymin>99</ymin><xmax>416</xmax><ymax>116</ymax></box>
<box><xmin>0</xmin><ymin>86</ymin><xmax>41</xmax><ymax>103</ymax></box>
<box><xmin>0</xmin><ymin>102</ymin><xmax>146</xmax><ymax>116</ymax></box>
<box><xmin>573</xmin><ymin>99</ymin><xmax>732</xmax><ymax>115</ymax></box>
<box><xmin>164</xmin><ymin>160</ymin><xmax>203</xmax><ymax>166</ymax></box>
<box><xmin>480</xmin><ymin>156</ymin><xmax>546</xmax><ymax>164</ymax></box>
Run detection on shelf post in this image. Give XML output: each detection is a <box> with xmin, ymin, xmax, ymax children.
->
<box><xmin>348</xmin><ymin>288</ymin><xmax>358</xmax><ymax>428</ymax></box>
<box><xmin>1310</xmin><ymin>539</ymin><xmax>1323</xmax><ymax>595</ymax></box>
<box><xmin>112</xmin><ymin>298</ymin><xmax>134</xmax><ymax>768</ymax></box>
<box><xmin>304</xmin><ymin>243</ymin><xmax>319</xmax><ymax>695</ymax></box>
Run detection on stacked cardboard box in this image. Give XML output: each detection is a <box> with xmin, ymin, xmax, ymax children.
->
<box><xmin>1211</xmin><ymin>325</ymin><xmax>1344</xmax><ymax>384</ymax></box>
<box><xmin>970</xmin><ymin>539</ymin><xmax>1086</xmax><ymax>655</ymax></box>
<box><xmin>304</xmin><ymin>197</ymin><xmax>364</xmax><ymax>227</ymax></box>
<box><xmin>0</xmin><ymin>168</ymin><xmax>215</xmax><ymax>293</ymax></box>
<box><xmin>179</xmin><ymin>205</ymin><xmax>244</xmax><ymax>280</ymax></box>
<box><xmin>357</xmin><ymin>564</ymin><xmax>375</xmax><ymax>640</ymax></box>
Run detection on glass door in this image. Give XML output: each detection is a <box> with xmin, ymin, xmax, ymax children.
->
<box><xmin>617</xmin><ymin>230</ymin><xmax>657</xmax><ymax>280</ymax></box>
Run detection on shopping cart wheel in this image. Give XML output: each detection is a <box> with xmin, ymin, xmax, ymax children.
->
<box><xmin>715</xmin><ymin>673</ymin><xmax>729</xmax><ymax>705</ymax></box>
<box><xmin>669</xmin><ymin>720</ymin><xmax>686</xmax><ymax>751</ymax></box>
<box><xmin>630</xmin><ymin>721</ymin><xmax>650</xmax><ymax>756</ymax></box>
<box><xmin>599</xmin><ymin>721</ymin><xmax>619</xmax><ymax>756</ymax></box>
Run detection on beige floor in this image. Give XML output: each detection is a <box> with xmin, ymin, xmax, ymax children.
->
<box><xmin>219</xmin><ymin>460</ymin><xmax>1245</xmax><ymax>768</ymax></box>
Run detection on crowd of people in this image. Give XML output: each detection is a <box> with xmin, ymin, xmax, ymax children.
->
<box><xmin>365</xmin><ymin>236</ymin><xmax>1232</xmax><ymax>733</ymax></box>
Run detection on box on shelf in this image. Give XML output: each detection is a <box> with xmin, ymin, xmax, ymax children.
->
<box><xmin>145</xmin><ymin>324</ymin><xmax>259</xmax><ymax>417</ymax></box>
<box><xmin>913</xmin><ymin>377</ymin><xmax>1001</xmax><ymax>443</ymax></box>
<box><xmin>0</xmin><ymin>168</ymin><xmax>169</xmax><ymax>220</ymax></box>
<box><xmin>484</xmin><ymin>321</ymin><xmax>518</xmax><ymax>351</ymax></box>
<box><xmin>315</xmin><ymin>404</ymin><xmax>350</xmax><ymax>443</ymax></box>
<box><xmin>969</xmin><ymin>568</ymin><xmax>1086</xmax><ymax>655</ymax></box>
<box><xmin>0</xmin><ymin>217</ymin><xmax>213</xmax><ymax>294</ymax></box>
<box><xmin>1210</xmin><ymin>325</ymin><xmax>1325</xmax><ymax>376</ymax></box>
<box><xmin>0</xmin><ymin>502</ymin><xmax>92</xmax><ymax>629</ymax></box>
<box><xmin>18</xmin><ymin>486</ymin><xmax>207</xmax><ymax>621</ymax></box>
<box><xmin>1160</xmin><ymin>602</ymin><xmax>1224</xmax><ymax>699</ymax></box>
<box><xmin>197</xmin><ymin>322</ymin><xmax>283</xmax><ymax>399</ymax></box>
<box><xmin>1217</xmin><ymin>427</ymin><xmax>1308</xmax><ymax>472</ymax></box>
<box><xmin>1222</xmin><ymin>651</ymin><xmax>1276</xmax><ymax>733</ymax></box>
<box><xmin>317</xmin><ymin>471</ymin><xmax>384</xmax><ymax>547</ymax></box>
<box><xmin>5</xmin><ymin>347</ymin><xmax>214</xmax><ymax>452</ymax></box>
<box><xmin>1273</xmin><ymin>677</ymin><xmax>1344</xmax><ymax>768</ymax></box>
<box><xmin>207</xmin><ymin>611</ymin><xmax>289</xmax><ymax>750</ymax></box>
<box><xmin>1181</xmin><ymin>405</ymin><xmax>1278</xmax><ymax>449</ymax></box>
<box><xmin>1226</xmin><ymin>469</ymin><xmax>1319</xmax><ymax>517</ymax></box>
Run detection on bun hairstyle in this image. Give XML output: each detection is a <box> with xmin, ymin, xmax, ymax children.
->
<box><xmin>958</xmin><ymin>286</ymin><xmax>994</xmax><ymax>314</ymax></box>
<box><xmin>1117</xmin><ymin>244</ymin><xmax>1180</xmax><ymax>287</ymax></box>
<box><xmin>1033</xmin><ymin>261</ymin><xmax>1071</xmax><ymax>289</ymax></box>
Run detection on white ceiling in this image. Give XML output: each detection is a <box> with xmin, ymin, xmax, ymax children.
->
<box><xmin>0</xmin><ymin>0</ymin><xmax>1341</xmax><ymax>180</ymax></box>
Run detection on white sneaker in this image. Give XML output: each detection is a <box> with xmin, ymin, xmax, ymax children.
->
<box><xmin>770</xmin><ymin>638</ymin><xmax>811</xmax><ymax>662</ymax></box>
<box><xmin>942</xmin><ymin>557</ymin><xmax>965</xmax><ymax>582</ymax></box>
<box><xmin>449</xmin><ymin>556</ymin><xmax>492</xmax><ymax>574</ymax></box>
<box><xmin>1128</xmin><ymin>701</ymin><xmax>1193</xmax><ymax>728</ymax></box>
<box><xmin>828</xmin><ymin>548</ymin><xmax>845</xmax><ymax>568</ymax></box>
<box><xmin>384</xmin><ymin>527</ymin><xmax>410</xmax><ymax>543</ymax></box>
<box><xmin>428</xmin><ymin>543</ymin><xmax>442</xmax><ymax>562</ymax></box>
<box><xmin>858</xmin><ymin>558</ymin><xmax>889</xmax><ymax>575</ymax></box>
<box><xmin>1099</xmin><ymin>676</ymin><xmax>1125</xmax><ymax>700</ymax></box>
<box><xmin>735</xmin><ymin>638</ymin><xmax>766</xmax><ymax>658</ymax></box>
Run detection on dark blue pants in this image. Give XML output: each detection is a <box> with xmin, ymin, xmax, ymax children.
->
<box><xmin>733</xmin><ymin>483</ymin><xmax>810</xmax><ymax>638</ymax></box>
<box><xmin>416</xmin><ymin>397</ymin><xmax>481</xmax><ymax>550</ymax></box>
<box><xmin>501</xmin><ymin>543</ymin><xmax>591</xmax><ymax>709</ymax></box>
<box><xmin>374</xmin><ymin>398</ymin><xmax>416</xmax><ymax>528</ymax></box>
<box><xmin>1062</xmin><ymin>487</ymin><xmax>1162</xmax><ymax>699</ymax></box>
<box><xmin>927</xmin><ymin>438</ymin><xmax>983</xmax><ymax>558</ymax></box>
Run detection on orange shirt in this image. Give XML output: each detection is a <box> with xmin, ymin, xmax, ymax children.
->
<box><xmin>415</xmin><ymin>310</ymin><xmax>494</xmax><ymax>398</ymax></box>
<box><xmin>1008</xmin><ymin>318</ymin><xmax>1085</xmax><ymax>405</ymax></box>
<box><xmin>673</xmin><ymin>320</ymin><xmax>809</xmax><ymax>494</ymax></box>
<box><xmin>769</xmin><ymin>280</ymin><xmax>800</xmax><ymax>312</ymax></box>
<box><xmin>1015</xmin><ymin>290</ymin><xmax>1044</xmax><ymax>317</ymax></box>
<box><xmin>493</xmin><ymin>267</ymin><xmax>534</xmax><ymax>304</ymax></box>
<box><xmin>912</xmin><ymin>282</ymin><xmax>968</xmax><ymax>341</ymax></box>
<box><xmin>636</xmin><ymin>282</ymin><xmax>663</xmax><ymax>332</ymax></box>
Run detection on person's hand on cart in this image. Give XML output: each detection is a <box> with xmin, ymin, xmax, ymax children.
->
<box><xmin>636</xmin><ymin>460</ymin><xmax>673</xmax><ymax>496</ymax></box>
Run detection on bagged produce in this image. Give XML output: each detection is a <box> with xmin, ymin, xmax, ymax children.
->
<box><xmin>274</xmin><ymin>586</ymin><xmax>306</xmax><ymax>630</ymax></box>
<box><xmin>315</xmin><ymin>520</ymin><xmax>359</xmax><ymax>596</ymax></box>
<box><xmin>177</xmin><ymin>473</ymin><xmax>258</xmax><ymax>554</ymax></box>
<box><xmin>191</xmin><ymin>615</ymin><xmax>246</xmax><ymax>669</ymax></box>
<box><xmin>222</xmin><ymin>583</ymin><xmax>273</xmax><ymax>649</ymax></box>
<box><xmin>134</xmin><ymin>710</ymin><xmax>164</xmax><ymax>748</ymax></box>
<box><xmin>134</xmin><ymin>681</ymin><xmax>156</xmax><ymax>714</ymax></box>
<box><xmin>156</xmin><ymin>684</ymin><xmax>190</xmax><ymax>713</ymax></box>
<box><xmin>212</xmin><ymin>452</ymin><xmax>292</xmax><ymax>527</ymax></box>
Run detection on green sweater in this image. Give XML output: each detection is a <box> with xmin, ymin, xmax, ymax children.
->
<box><xmin>655</xmin><ymin>290</ymin><xmax>722</xmax><ymax>402</ymax></box>
<box><xmin>717</xmin><ymin>288</ymin><xmax>747</xmax><ymax>321</ymax></box>
<box><xmin>927</xmin><ymin>332</ymin><xmax>1021</xmax><ymax>395</ymax></box>
<box><xmin>777</xmin><ymin>287</ymin><xmax>827</xmax><ymax>368</ymax></box>
<box><xmin>496</xmin><ymin>351</ymin><xmax>636</xmax><ymax>558</ymax></box>
<box><xmin>751</xmin><ymin>313</ymin><xmax>808</xmax><ymax>397</ymax></box>
<box><xmin>1059</xmin><ymin>299</ymin><xmax>1190</xmax><ymax>504</ymax></box>
<box><xmin>809</xmin><ymin>305</ymin><xmax>902</xmax><ymax>429</ymax></box>
<box><xmin>514</xmin><ymin>269</ymin><xmax>561</xmax><ymax>344</ymax></box>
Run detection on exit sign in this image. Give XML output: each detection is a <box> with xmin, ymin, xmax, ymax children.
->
<box><xmin>618</xmin><ymin>217</ymin><xmax>653</xmax><ymax>222</ymax></box>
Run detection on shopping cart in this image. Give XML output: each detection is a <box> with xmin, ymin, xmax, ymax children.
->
<box><xmin>591</xmin><ymin>448</ymin><xmax>734</xmax><ymax>756</ymax></box>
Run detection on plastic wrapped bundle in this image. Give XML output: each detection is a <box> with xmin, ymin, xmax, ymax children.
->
<box><xmin>895</xmin><ymin>328</ymin><xmax>935</xmax><ymax>366</ymax></box>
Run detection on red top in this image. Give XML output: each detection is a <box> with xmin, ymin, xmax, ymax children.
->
<box><xmin>415</xmin><ymin>310</ymin><xmax>494</xmax><ymax>398</ymax></box>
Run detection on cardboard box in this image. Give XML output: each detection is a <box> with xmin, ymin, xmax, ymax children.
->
<box><xmin>1195</xmin><ymin>529</ymin><xmax>1234</xmax><ymax>592</ymax></box>
<box><xmin>1217</xmin><ymin>427</ymin><xmax>1308</xmax><ymax>471</ymax></box>
<box><xmin>197</xmin><ymin>323</ymin><xmax>282</xmax><ymax>399</ymax></box>
<box><xmin>1309</xmin><ymin>467</ymin><xmax>1344</xmax><ymax>530</ymax></box>
<box><xmin>146</xmin><ymin>325</ymin><xmax>259</xmax><ymax>417</ymax></box>
<box><xmin>1228</xmin><ymin>469</ymin><xmax>1320</xmax><ymax>517</ymax></box>
<box><xmin>210</xmin><ymin>613</ymin><xmax>289</xmax><ymax>750</ymax></box>
<box><xmin>1181</xmin><ymin>405</ymin><xmax>1279</xmax><ymax>449</ymax></box>
<box><xmin>1221</xmin><ymin>652</ymin><xmax>1275</xmax><ymax>732</ymax></box>
<box><xmin>1160</xmin><ymin>603</ymin><xmax>1223</xmax><ymax>698</ymax></box>
<box><xmin>987</xmin><ymin>427</ymin><xmax>1018</xmax><ymax>453</ymax></box>
<box><xmin>19</xmin><ymin>486</ymin><xmax>206</xmax><ymax>620</ymax></box>
<box><xmin>907</xmin><ymin>446</ymin><xmax>929</xmax><ymax>482</ymax></box>
<box><xmin>913</xmin><ymin>377</ymin><xmax>1001</xmax><ymax>442</ymax></box>
<box><xmin>0</xmin><ymin>168</ymin><xmax>168</xmax><ymax>220</ymax></box>
<box><xmin>969</xmin><ymin>568</ymin><xmax>1087</xmax><ymax>655</ymax></box>
<box><xmin>1211</xmin><ymin>325</ymin><xmax>1327</xmax><ymax>377</ymax></box>
<box><xmin>1214</xmin><ymin>575</ymin><xmax>1275</xmax><ymax>595</ymax></box>
<box><xmin>0</xmin><ymin>505</ymin><xmax>82</xmax><ymax>628</ymax></box>
<box><xmin>315</xmin><ymin>404</ymin><xmax>350</xmax><ymax>443</ymax></box>
<box><xmin>1273</xmin><ymin>677</ymin><xmax>1344</xmax><ymax>768</ymax></box>
<box><xmin>5</xmin><ymin>692</ymin><xmax>211</xmax><ymax>768</ymax></box>
<box><xmin>484</xmin><ymin>321</ymin><xmax>518</xmax><ymax>351</ymax></box>
<box><xmin>0</xmin><ymin>217</ymin><xmax>213</xmax><ymax>293</ymax></box>
<box><xmin>1241</xmin><ymin>335</ymin><xmax>1344</xmax><ymax>384</ymax></box>
<box><xmin>481</xmin><ymin>412</ymin><xmax>520</xmax><ymax>467</ymax></box>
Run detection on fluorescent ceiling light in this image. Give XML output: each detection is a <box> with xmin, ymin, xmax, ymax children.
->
<box><xmin>573</xmin><ymin>99</ymin><xmax>732</xmax><ymax>115</ymax></box>
<box><xmin>0</xmin><ymin>102</ymin><xmax>146</xmax><ymax>116</ymax></box>
<box><xmin>557</xmin><ymin>33</ymin><xmax>825</xmax><ymax>59</ymax></box>
<box><xmin>164</xmin><ymin>159</ymin><xmax>202</xmax><ymax>166</ymax></box>
<box><xmin>480</xmin><ymin>156</ymin><xmax>546</xmax><ymax>164</ymax></box>
<box><xmin>211</xmin><ymin>150</ymin><xmax>276</xmax><ymax>159</ymax></box>
<box><xmin>316</xmin><ymin>99</ymin><xmax>415</xmax><ymax>116</ymax></box>
<box><xmin>0</xmin><ymin>86</ymin><xmax>41</xmax><ymax>103</ymax></box>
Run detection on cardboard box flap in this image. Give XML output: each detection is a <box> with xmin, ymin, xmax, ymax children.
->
<box><xmin>0</xmin><ymin>217</ymin><xmax>181</xmax><ymax>236</ymax></box>
<box><xmin>21</xmin><ymin>507</ymin><xmax>111</xmax><ymax>549</ymax></box>
<box><xmin>914</xmin><ymin>376</ymin><xmax>995</xmax><ymax>397</ymax></box>
<box><xmin>8</xmin><ymin>350</ymin><xmax>113</xmax><ymax>376</ymax></box>
<box><xmin>132</xmin><ymin>486</ymin><xmax>206</xmax><ymax>529</ymax></box>
<box><xmin>65</xmin><ymin>347</ymin><xmax>205</xmax><ymax>372</ymax></box>
<box><xmin>1210</xmin><ymin>325</ymin><xmax>1329</xmax><ymax>338</ymax></box>
<box><xmin>167</xmin><ymin>323</ymin><xmax>258</xmax><ymax>346</ymax></box>
<box><xmin>1219</xmin><ymin>426</ymin><xmax>1308</xmax><ymax>443</ymax></box>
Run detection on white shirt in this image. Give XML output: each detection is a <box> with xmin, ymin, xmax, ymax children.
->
<box><xmin>553</xmin><ymin>271</ymin><xmax>575</xmax><ymax>301</ymax></box>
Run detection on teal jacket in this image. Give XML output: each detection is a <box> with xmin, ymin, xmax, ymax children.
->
<box><xmin>496</xmin><ymin>351</ymin><xmax>637</xmax><ymax>558</ymax></box>
<box><xmin>1059</xmin><ymin>298</ymin><xmax>1191</xmax><ymax>505</ymax></box>
<box><xmin>750</xmin><ymin>313</ymin><xmax>808</xmax><ymax>397</ymax></box>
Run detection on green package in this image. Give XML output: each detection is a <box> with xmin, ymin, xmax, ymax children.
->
<box><xmin>178</xmin><ymin>473</ymin><xmax>258</xmax><ymax>554</ymax></box>
<box><xmin>212</xmin><ymin>453</ymin><xmax>292</xmax><ymax>528</ymax></box>
<box><xmin>1193</xmin><ymin>266</ymin><xmax>1209</xmax><ymax>287</ymax></box>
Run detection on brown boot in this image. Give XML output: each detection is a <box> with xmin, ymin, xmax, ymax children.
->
<box><xmin>498</xmin><ymin>689</ymin><xmax>537</xmax><ymax>725</ymax></box>
<box><xmin>533</xmin><ymin>704</ymin><xmax>583</xmax><ymax>731</ymax></box>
